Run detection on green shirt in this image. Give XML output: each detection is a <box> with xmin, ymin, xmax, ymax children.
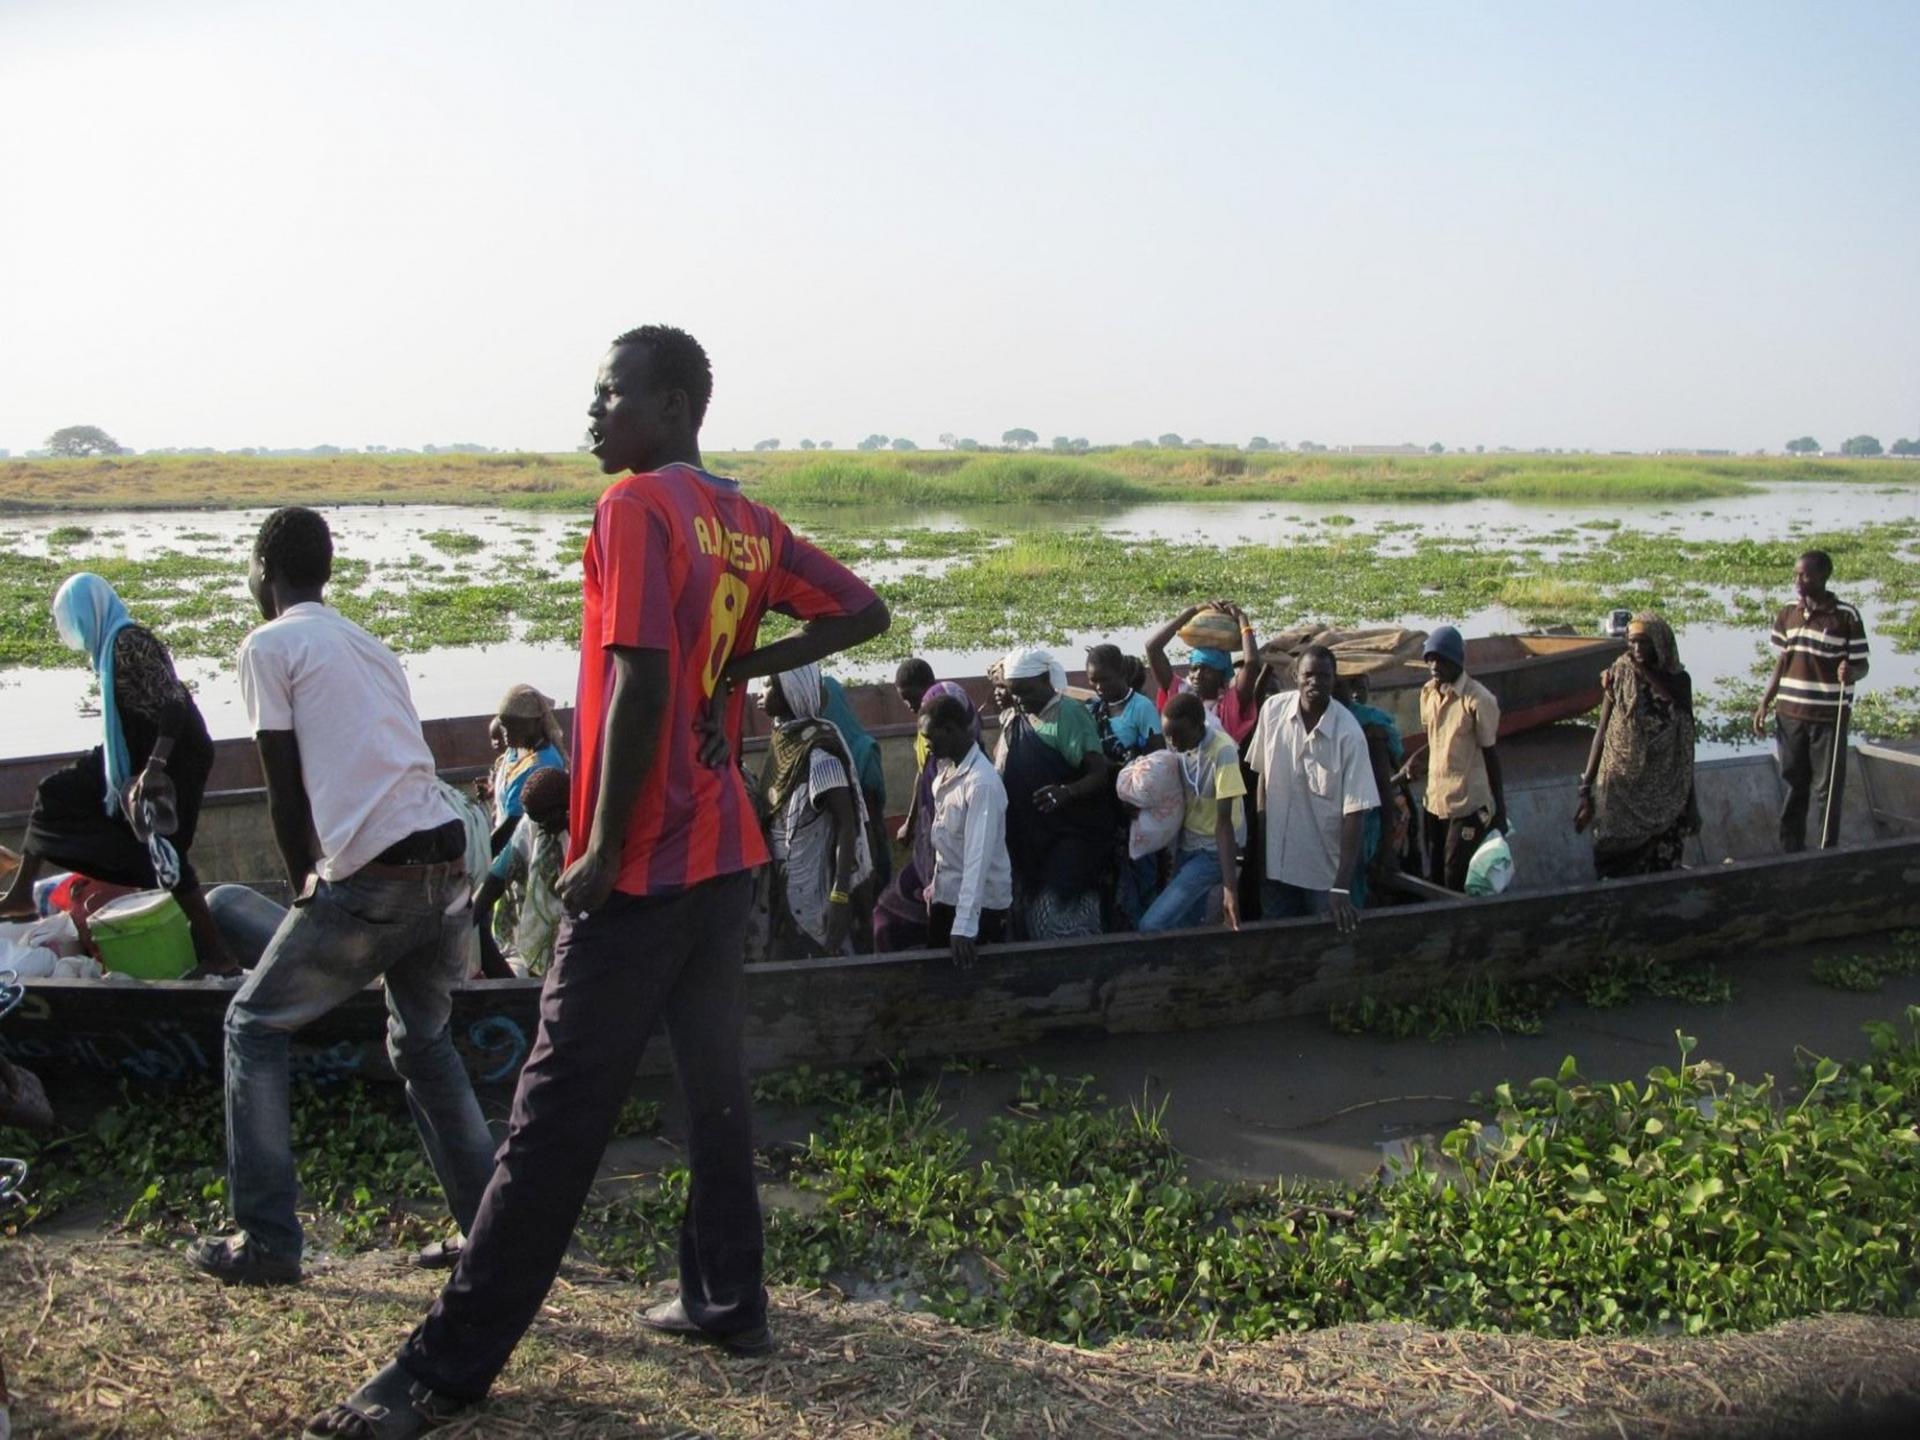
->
<box><xmin>1030</xmin><ymin>693</ymin><xmax>1099</xmax><ymax>768</ymax></box>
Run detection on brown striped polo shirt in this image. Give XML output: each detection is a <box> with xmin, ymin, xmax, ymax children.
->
<box><xmin>1770</xmin><ymin>596</ymin><xmax>1870</xmax><ymax>724</ymax></box>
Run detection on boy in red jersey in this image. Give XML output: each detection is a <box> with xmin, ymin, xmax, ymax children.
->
<box><xmin>310</xmin><ymin>326</ymin><xmax>888</xmax><ymax>1440</ymax></box>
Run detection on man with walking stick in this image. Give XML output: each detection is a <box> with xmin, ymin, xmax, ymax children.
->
<box><xmin>1753</xmin><ymin>549</ymin><xmax>1870</xmax><ymax>851</ymax></box>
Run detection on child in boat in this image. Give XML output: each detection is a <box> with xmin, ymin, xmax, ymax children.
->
<box><xmin>1140</xmin><ymin>692</ymin><xmax>1244</xmax><ymax>933</ymax></box>
<box><xmin>474</xmin><ymin>765</ymin><xmax>569</xmax><ymax>977</ymax></box>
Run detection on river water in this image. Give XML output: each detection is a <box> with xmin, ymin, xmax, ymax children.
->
<box><xmin>1</xmin><ymin>482</ymin><xmax>1915</xmax><ymax>760</ymax></box>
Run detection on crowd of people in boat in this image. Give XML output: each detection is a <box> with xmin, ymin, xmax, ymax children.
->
<box><xmin>0</xmin><ymin>325</ymin><xmax>1879</xmax><ymax>1438</ymax></box>
<box><xmin>0</xmin><ymin>549</ymin><xmax>1871</xmax><ymax>980</ymax></box>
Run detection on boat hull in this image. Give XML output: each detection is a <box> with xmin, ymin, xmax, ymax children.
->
<box><xmin>7</xmin><ymin>746</ymin><xmax>1916</xmax><ymax>1088</ymax></box>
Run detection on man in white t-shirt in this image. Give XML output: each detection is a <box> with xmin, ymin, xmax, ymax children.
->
<box><xmin>188</xmin><ymin>507</ymin><xmax>495</xmax><ymax>1289</ymax></box>
<box><xmin>1246</xmin><ymin>644</ymin><xmax>1379</xmax><ymax>934</ymax></box>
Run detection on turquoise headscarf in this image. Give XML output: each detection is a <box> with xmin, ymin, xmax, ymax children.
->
<box><xmin>820</xmin><ymin>675</ymin><xmax>886</xmax><ymax>810</ymax></box>
<box><xmin>52</xmin><ymin>573</ymin><xmax>136</xmax><ymax>816</ymax></box>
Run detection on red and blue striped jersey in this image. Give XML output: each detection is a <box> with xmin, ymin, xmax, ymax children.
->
<box><xmin>572</xmin><ymin>464</ymin><xmax>877</xmax><ymax>896</ymax></box>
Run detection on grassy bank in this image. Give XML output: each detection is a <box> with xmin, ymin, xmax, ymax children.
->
<box><xmin>0</xmin><ymin>448</ymin><xmax>1904</xmax><ymax>513</ymax></box>
<box><xmin>8</xmin><ymin>999</ymin><xmax>1920</xmax><ymax>1346</ymax></box>
<box><xmin>8</xmin><ymin>1241</ymin><xmax>1918</xmax><ymax>1438</ymax></box>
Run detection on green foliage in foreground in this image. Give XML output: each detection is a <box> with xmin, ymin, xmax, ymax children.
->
<box><xmin>1</xmin><ymin>1081</ymin><xmax>443</xmax><ymax>1249</ymax></box>
<box><xmin>606</xmin><ymin>1016</ymin><xmax>1920</xmax><ymax>1343</ymax></box>
<box><xmin>1329</xmin><ymin>954</ymin><xmax>1737</xmax><ymax>1040</ymax></box>
<box><xmin>8</xmin><ymin>1011</ymin><xmax>1920</xmax><ymax>1343</ymax></box>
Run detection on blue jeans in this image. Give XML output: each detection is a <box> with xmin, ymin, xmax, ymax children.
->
<box><xmin>1261</xmin><ymin>879</ymin><xmax>1332</xmax><ymax>919</ymax></box>
<box><xmin>223</xmin><ymin>866</ymin><xmax>496</xmax><ymax>1262</ymax></box>
<box><xmin>206</xmin><ymin>883</ymin><xmax>288</xmax><ymax>968</ymax></box>
<box><xmin>1139</xmin><ymin>848</ymin><xmax>1222</xmax><ymax>932</ymax></box>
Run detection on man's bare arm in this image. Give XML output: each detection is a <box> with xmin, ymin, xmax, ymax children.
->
<box><xmin>257</xmin><ymin>731</ymin><xmax>318</xmax><ymax>891</ymax></box>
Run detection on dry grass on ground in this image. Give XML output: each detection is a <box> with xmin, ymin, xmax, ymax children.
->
<box><xmin>4</xmin><ymin>1239</ymin><xmax>1920</xmax><ymax>1438</ymax></box>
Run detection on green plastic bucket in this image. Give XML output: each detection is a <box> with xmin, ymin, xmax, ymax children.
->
<box><xmin>88</xmin><ymin>890</ymin><xmax>196</xmax><ymax>980</ymax></box>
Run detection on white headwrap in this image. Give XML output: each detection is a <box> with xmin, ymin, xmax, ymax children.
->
<box><xmin>774</xmin><ymin>663</ymin><xmax>824</xmax><ymax>721</ymax></box>
<box><xmin>1000</xmin><ymin>647</ymin><xmax>1067</xmax><ymax>691</ymax></box>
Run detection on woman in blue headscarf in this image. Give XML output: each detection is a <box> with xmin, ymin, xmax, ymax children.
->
<box><xmin>0</xmin><ymin>574</ymin><xmax>236</xmax><ymax>974</ymax></box>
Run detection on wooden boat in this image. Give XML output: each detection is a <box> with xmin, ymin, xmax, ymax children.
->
<box><xmin>6</xmin><ymin>735</ymin><xmax>1917</xmax><ymax>1088</ymax></box>
<box><xmin>0</xmin><ymin>633</ymin><xmax>1622</xmax><ymax>890</ymax></box>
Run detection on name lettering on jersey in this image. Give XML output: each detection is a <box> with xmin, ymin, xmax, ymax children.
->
<box><xmin>692</xmin><ymin>516</ymin><xmax>772</xmax><ymax>574</ymax></box>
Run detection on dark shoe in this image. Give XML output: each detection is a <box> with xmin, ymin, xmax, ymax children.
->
<box><xmin>410</xmin><ymin>1237</ymin><xmax>463</xmax><ymax>1270</ymax></box>
<box><xmin>304</xmin><ymin>1360</ymin><xmax>469</xmax><ymax>1440</ymax></box>
<box><xmin>187</xmin><ymin>1233</ymin><xmax>301</xmax><ymax>1287</ymax></box>
<box><xmin>638</xmin><ymin>1297</ymin><xmax>774</xmax><ymax>1356</ymax></box>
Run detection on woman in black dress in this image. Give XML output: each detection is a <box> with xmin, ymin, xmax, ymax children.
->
<box><xmin>0</xmin><ymin>573</ymin><xmax>238</xmax><ymax>975</ymax></box>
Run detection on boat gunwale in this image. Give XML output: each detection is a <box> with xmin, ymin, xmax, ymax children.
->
<box><xmin>20</xmin><ymin>822</ymin><xmax>1920</xmax><ymax>1004</ymax></box>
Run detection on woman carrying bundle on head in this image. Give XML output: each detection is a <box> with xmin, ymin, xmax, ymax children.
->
<box><xmin>1573</xmin><ymin>612</ymin><xmax>1699</xmax><ymax>877</ymax></box>
<box><xmin>1145</xmin><ymin>599</ymin><xmax>1263</xmax><ymax>747</ymax></box>
<box><xmin>0</xmin><ymin>573</ymin><xmax>239</xmax><ymax>975</ymax></box>
<box><xmin>756</xmin><ymin>663</ymin><xmax>875</xmax><ymax>957</ymax></box>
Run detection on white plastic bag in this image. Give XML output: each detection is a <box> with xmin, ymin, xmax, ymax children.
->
<box><xmin>0</xmin><ymin>911</ymin><xmax>80</xmax><ymax>958</ymax></box>
<box><xmin>1117</xmin><ymin>750</ymin><xmax>1185</xmax><ymax>859</ymax></box>
<box><xmin>1465</xmin><ymin>828</ymin><xmax>1514</xmax><ymax>896</ymax></box>
<box><xmin>1</xmin><ymin>942</ymin><xmax>58</xmax><ymax>978</ymax></box>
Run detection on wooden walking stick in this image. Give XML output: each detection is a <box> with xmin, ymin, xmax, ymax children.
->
<box><xmin>1819</xmin><ymin>675</ymin><xmax>1852</xmax><ymax>848</ymax></box>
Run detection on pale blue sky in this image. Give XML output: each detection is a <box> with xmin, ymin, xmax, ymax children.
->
<box><xmin>2</xmin><ymin>0</ymin><xmax>1915</xmax><ymax>455</ymax></box>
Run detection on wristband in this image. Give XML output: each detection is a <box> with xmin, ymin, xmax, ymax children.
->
<box><xmin>1329</xmin><ymin>887</ymin><xmax>1350</xmax><ymax>896</ymax></box>
<box><xmin>147</xmin><ymin>755</ymin><xmax>168</xmax><ymax>770</ymax></box>
<box><xmin>829</xmin><ymin>889</ymin><xmax>850</xmax><ymax>905</ymax></box>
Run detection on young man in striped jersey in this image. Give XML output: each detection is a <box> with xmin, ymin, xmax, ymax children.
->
<box><xmin>308</xmin><ymin>326</ymin><xmax>888</xmax><ymax>1439</ymax></box>
<box><xmin>1753</xmin><ymin>549</ymin><xmax>1870</xmax><ymax>851</ymax></box>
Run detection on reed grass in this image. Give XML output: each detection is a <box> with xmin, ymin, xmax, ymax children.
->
<box><xmin>2</xmin><ymin>449</ymin><xmax>1904</xmax><ymax>514</ymax></box>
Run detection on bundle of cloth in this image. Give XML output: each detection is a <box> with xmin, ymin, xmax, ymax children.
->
<box><xmin>1116</xmin><ymin>751</ymin><xmax>1185</xmax><ymax>859</ymax></box>
<box><xmin>1257</xmin><ymin>625</ymin><xmax>1430</xmax><ymax>685</ymax></box>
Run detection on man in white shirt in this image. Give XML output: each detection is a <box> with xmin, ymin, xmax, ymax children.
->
<box><xmin>921</xmin><ymin>693</ymin><xmax>1011</xmax><ymax>966</ymax></box>
<box><xmin>188</xmin><ymin>507</ymin><xmax>495</xmax><ymax>1289</ymax></box>
<box><xmin>1246</xmin><ymin>645</ymin><xmax>1379</xmax><ymax>934</ymax></box>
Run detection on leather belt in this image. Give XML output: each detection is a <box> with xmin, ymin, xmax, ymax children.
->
<box><xmin>352</xmin><ymin>859</ymin><xmax>468</xmax><ymax>882</ymax></box>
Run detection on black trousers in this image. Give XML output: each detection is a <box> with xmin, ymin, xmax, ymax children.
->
<box><xmin>1777</xmin><ymin>713</ymin><xmax>1847</xmax><ymax>852</ymax></box>
<box><xmin>398</xmin><ymin>869</ymin><xmax>762</xmax><ymax>1401</ymax></box>
<box><xmin>927</xmin><ymin>901</ymin><xmax>1008</xmax><ymax>946</ymax></box>
<box><xmin>1423</xmin><ymin>810</ymin><xmax>1487</xmax><ymax>893</ymax></box>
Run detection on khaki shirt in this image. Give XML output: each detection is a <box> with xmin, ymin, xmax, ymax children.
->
<box><xmin>1419</xmin><ymin>673</ymin><xmax>1500</xmax><ymax>819</ymax></box>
